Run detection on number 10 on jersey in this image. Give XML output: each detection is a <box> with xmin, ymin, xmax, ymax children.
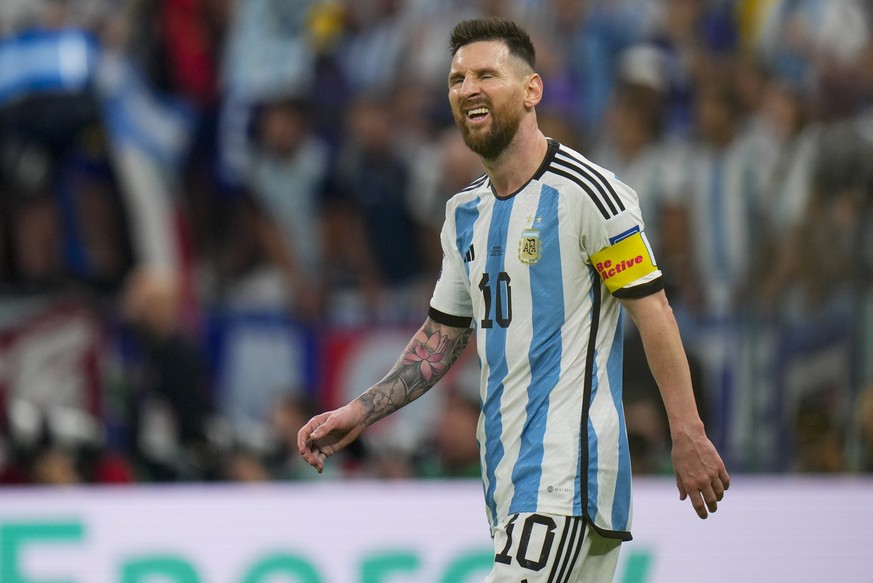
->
<box><xmin>478</xmin><ymin>272</ymin><xmax>512</xmax><ymax>328</ymax></box>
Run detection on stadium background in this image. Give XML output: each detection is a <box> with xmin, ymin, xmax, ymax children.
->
<box><xmin>0</xmin><ymin>0</ymin><xmax>872</xmax><ymax>581</ymax></box>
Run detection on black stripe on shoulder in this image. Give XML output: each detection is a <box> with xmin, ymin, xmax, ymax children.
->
<box><xmin>555</xmin><ymin>148</ymin><xmax>625</xmax><ymax>214</ymax></box>
<box><xmin>612</xmin><ymin>276</ymin><xmax>664</xmax><ymax>299</ymax></box>
<box><xmin>460</xmin><ymin>173</ymin><xmax>488</xmax><ymax>192</ymax></box>
<box><xmin>546</xmin><ymin>166</ymin><xmax>611</xmax><ymax>219</ymax></box>
<box><xmin>552</xmin><ymin>155</ymin><xmax>618</xmax><ymax>216</ymax></box>
<box><xmin>428</xmin><ymin>307</ymin><xmax>473</xmax><ymax>328</ymax></box>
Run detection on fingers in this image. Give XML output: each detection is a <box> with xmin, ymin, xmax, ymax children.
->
<box><xmin>719</xmin><ymin>468</ymin><xmax>731</xmax><ymax>492</ymax></box>
<box><xmin>296</xmin><ymin>417</ymin><xmax>319</xmax><ymax>455</ymax></box>
<box><xmin>676</xmin><ymin>475</ymin><xmax>688</xmax><ymax>501</ymax></box>
<box><xmin>712</xmin><ymin>474</ymin><xmax>727</xmax><ymax>502</ymax></box>
<box><xmin>688</xmin><ymin>489</ymin><xmax>709</xmax><ymax>519</ymax></box>
<box><xmin>297</xmin><ymin>414</ymin><xmax>332</xmax><ymax>472</ymax></box>
<box><xmin>678</xmin><ymin>471</ymin><xmax>731</xmax><ymax>519</ymax></box>
<box><xmin>677</xmin><ymin>475</ymin><xmax>711</xmax><ymax>519</ymax></box>
<box><xmin>295</xmin><ymin>404</ymin><xmax>363</xmax><ymax>474</ymax></box>
<box><xmin>702</xmin><ymin>486</ymin><xmax>718</xmax><ymax>516</ymax></box>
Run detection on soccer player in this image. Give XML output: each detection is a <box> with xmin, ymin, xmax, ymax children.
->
<box><xmin>298</xmin><ymin>17</ymin><xmax>729</xmax><ymax>582</ymax></box>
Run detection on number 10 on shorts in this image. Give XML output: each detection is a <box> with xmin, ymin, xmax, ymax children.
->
<box><xmin>486</xmin><ymin>512</ymin><xmax>621</xmax><ymax>582</ymax></box>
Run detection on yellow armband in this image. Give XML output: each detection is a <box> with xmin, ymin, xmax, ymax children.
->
<box><xmin>591</xmin><ymin>231</ymin><xmax>658</xmax><ymax>293</ymax></box>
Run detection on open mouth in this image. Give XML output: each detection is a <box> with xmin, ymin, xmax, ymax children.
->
<box><xmin>466</xmin><ymin>107</ymin><xmax>490</xmax><ymax>121</ymax></box>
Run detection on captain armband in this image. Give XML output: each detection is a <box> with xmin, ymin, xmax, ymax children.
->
<box><xmin>590</xmin><ymin>230</ymin><xmax>659</xmax><ymax>294</ymax></box>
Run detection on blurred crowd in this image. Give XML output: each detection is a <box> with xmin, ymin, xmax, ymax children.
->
<box><xmin>1</xmin><ymin>0</ymin><xmax>872</xmax><ymax>486</ymax></box>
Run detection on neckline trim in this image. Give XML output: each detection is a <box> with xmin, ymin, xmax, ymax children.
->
<box><xmin>490</xmin><ymin>138</ymin><xmax>560</xmax><ymax>200</ymax></box>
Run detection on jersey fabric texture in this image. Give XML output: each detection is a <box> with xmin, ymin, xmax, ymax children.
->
<box><xmin>429</xmin><ymin>139</ymin><xmax>663</xmax><ymax>540</ymax></box>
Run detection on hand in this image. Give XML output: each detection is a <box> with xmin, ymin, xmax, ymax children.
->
<box><xmin>297</xmin><ymin>403</ymin><xmax>366</xmax><ymax>473</ymax></box>
<box><xmin>671</xmin><ymin>428</ymin><xmax>730</xmax><ymax>519</ymax></box>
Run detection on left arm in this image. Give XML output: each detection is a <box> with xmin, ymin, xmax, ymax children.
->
<box><xmin>297</xmin><ymin>318</ymin><xmax>473</xmax><ymax>472</ymax></box>
<box><xmin>620</xmin><ymin>290</ymin><xmax>730</xmax><ymax>519</ymax></box>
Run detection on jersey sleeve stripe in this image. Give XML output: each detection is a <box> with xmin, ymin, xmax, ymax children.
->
<box><xmin>555</xmin><ymin>148</ymin><xmax>626</xmax><ymax>213</ymax></box>
<box><xmin>547</xmin><ymin>166</ymin><xmax>611</xmax><ymax>219</ymax></box>
<box><xmin>427</xmin><ymin>306</ymin><xmax>473</xmax><ymax>328</ymax></box>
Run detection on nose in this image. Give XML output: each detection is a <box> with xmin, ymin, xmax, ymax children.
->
<box><xmin>457</xmin><ymin>76</ymin><xmax>480</xmax><ymax>99</ymax></box>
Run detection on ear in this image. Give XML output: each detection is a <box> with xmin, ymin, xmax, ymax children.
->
<box><xmin>524</xmin><ymin>73</ymin><xmax>544</xmax><ymax>109</ymax></box>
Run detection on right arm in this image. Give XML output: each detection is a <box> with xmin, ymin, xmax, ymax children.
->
<box><xmin>297</xmin><ymin>317</ymin><xmax>473</xmax><ymax>472</ymax></box>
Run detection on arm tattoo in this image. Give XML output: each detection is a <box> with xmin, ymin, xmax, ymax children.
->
<box><xmin>357</xmin><ymin>323</ymin><xmax>473</xmax><ymax>427</ymax></box>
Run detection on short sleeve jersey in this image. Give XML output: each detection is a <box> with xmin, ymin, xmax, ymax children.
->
<box><xmin>429</xmin><ymin>139</ymin><xmax>662</xmax><ymax>540</ymax></box>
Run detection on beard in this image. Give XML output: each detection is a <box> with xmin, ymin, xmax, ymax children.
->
<box><xmin>454</xmin><ymin>99</ymin><xmax>524</xmax><ymax>159</ymax></box>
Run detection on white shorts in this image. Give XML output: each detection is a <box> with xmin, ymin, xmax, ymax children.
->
<box><xmin>485</xmin><ymin>512</ymin><xmax>621</xmax><ymax>582</ymax></box>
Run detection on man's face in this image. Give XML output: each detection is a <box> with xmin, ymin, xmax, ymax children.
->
<box><xmin>448</xmin><ymin>40</ymin><xmax>529</xmax><ymax>159</ymax></box>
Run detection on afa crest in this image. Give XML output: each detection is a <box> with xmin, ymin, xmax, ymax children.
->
<box><xmin>518</xmin><ymin>228</ymin><xmax>542</xmax><ymax>265</ymax></box>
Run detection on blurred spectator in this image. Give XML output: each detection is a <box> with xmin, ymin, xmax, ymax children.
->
<box><xmin>566</xmin><ymin>0</ymin><xmax>660</xmax><ymax>139</ymax></box>
<box><xmin>666</xmin><ymin>72</ymin><xmax>771</xmax><ymax>445</ymax></box>
<box><xmin>401</xmin><ymin>0</ymin><xmax>481</xmax><ymax>93</ymax></box>
<box><xmin>647</xmin><ymin>0</ymin><xmax>738</xmax><ymax>137</ymax></box>
<box><xmin>307</xmin><ymin>7</ymin><xmax>354</xmax><ymax>154</ymax></box>
<box><xmin>322</xmin><ymin>94</ymin><xmax>429</xmax><ymax>324</ymax></box>
<box><xmin>227</xmin><ymin>96</ymin><xmax>328</xmax><ymax>320</ymax></box>
<box><xmin>220</xmin><ymin>0</ymin><xmax>316</xmax><ymax>184</ymax></box>
<box><xmin>224</xmin><ymin>0</ymin><xmax>314</xmax><ymax>100</ymax></box>
<box><xmin>407</xmin><ymin>127</ymin><xmax>483</xmax><ymax>276</ymax></box>
<box><xmin>366</xmin><ymin>445</ymin><xmax>418</xmax><ymax>480</ymax></box>
<box><xmin>791</xmin><ymin>391</ymin><xmax>846</xmax><ymax>473</ymax></box>
<box><xmin>29</xmin><ymin>447</ymin><xmax>82</xmax><ymax>485</ymax></box>
<box><xmin>158</xmin><ymin>0</ymin><xmax>230</xmax><ymax>106</ymax></box>
<box><xmin>624</xmin><ymin>397</ymin><xmax>671</xmax><ymax>476</ymax></box>
<box><xmin>335</xmin><ymin>0</ymin><xmax>409</xmax><ymax>96</ymax></box>
<box><xmin>223</xmin><ymin>446</ymin><xmax>272</xmax><ymax>482</ymax></box>
<box><xmin>592</xmin><ymin>46</ymin><xmax>685</xmax><ymax>265</ymax></box>
<box><xmin>751</xmin><ymin>77</ymin><xmax>820</xmax><ymax>308</ymax></box>
<box><xmin>819</xmin><ymin>127</ymin><xmax>870</xmax><ymax>287</ymax></box>
<box><xmin>753</xmin><ymin>0</ymin><xmax>870</xmax><ymax>93</ymax></box>
<box><xmin>0</xmin><ymin>88</ymin><xmax>132</xmax><ymax>291</ymax></box>
<box><xmin>669</xmin><ymin>71</ymin><xmax>766</xmax><ymax>316</ymax></box>
<box><xmin>418</xmin><ymin>389</ymin><xmax>481</xmax><ymax>479</ymax></box>
<box><xmin>856</xmin><ymin>384</ymin><xmax>873</xmax><ymax>472</ymax></box>
<box><xmin>761</xmin><ymin>122</ymin><xmax>872</xmax><ymax>319</ymax></box>
<box><xmin>0</xmin><ymin>398</ymin><xmax>134</xmax><ymax>486</ymax></box>
<box><xmin>0</xmin><ymin>136</ymin><xmax>62</xmax><ymax>288</ymax></box>
<box><xmin>120</xmin><ymin>267</ymin><xmax>216</xmax><ymax>481</ymax></box>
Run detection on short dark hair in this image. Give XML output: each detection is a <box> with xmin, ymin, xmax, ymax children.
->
<box><xmin>449</xmin><ymin>17</ymin><xmax>536</xmax><ymax>69</ymax></box>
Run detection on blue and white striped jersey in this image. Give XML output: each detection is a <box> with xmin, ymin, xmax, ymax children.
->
<box><xmin>429</xmin><ymin>139</ymin><xmax>663</xmax><ymax>540</ymax></box>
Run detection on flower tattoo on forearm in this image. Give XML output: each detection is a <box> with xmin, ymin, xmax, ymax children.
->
<box><xmin>357</xmin><ymin>323</ymin><xmax>473</xmax><ymax>426</ymax></box>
